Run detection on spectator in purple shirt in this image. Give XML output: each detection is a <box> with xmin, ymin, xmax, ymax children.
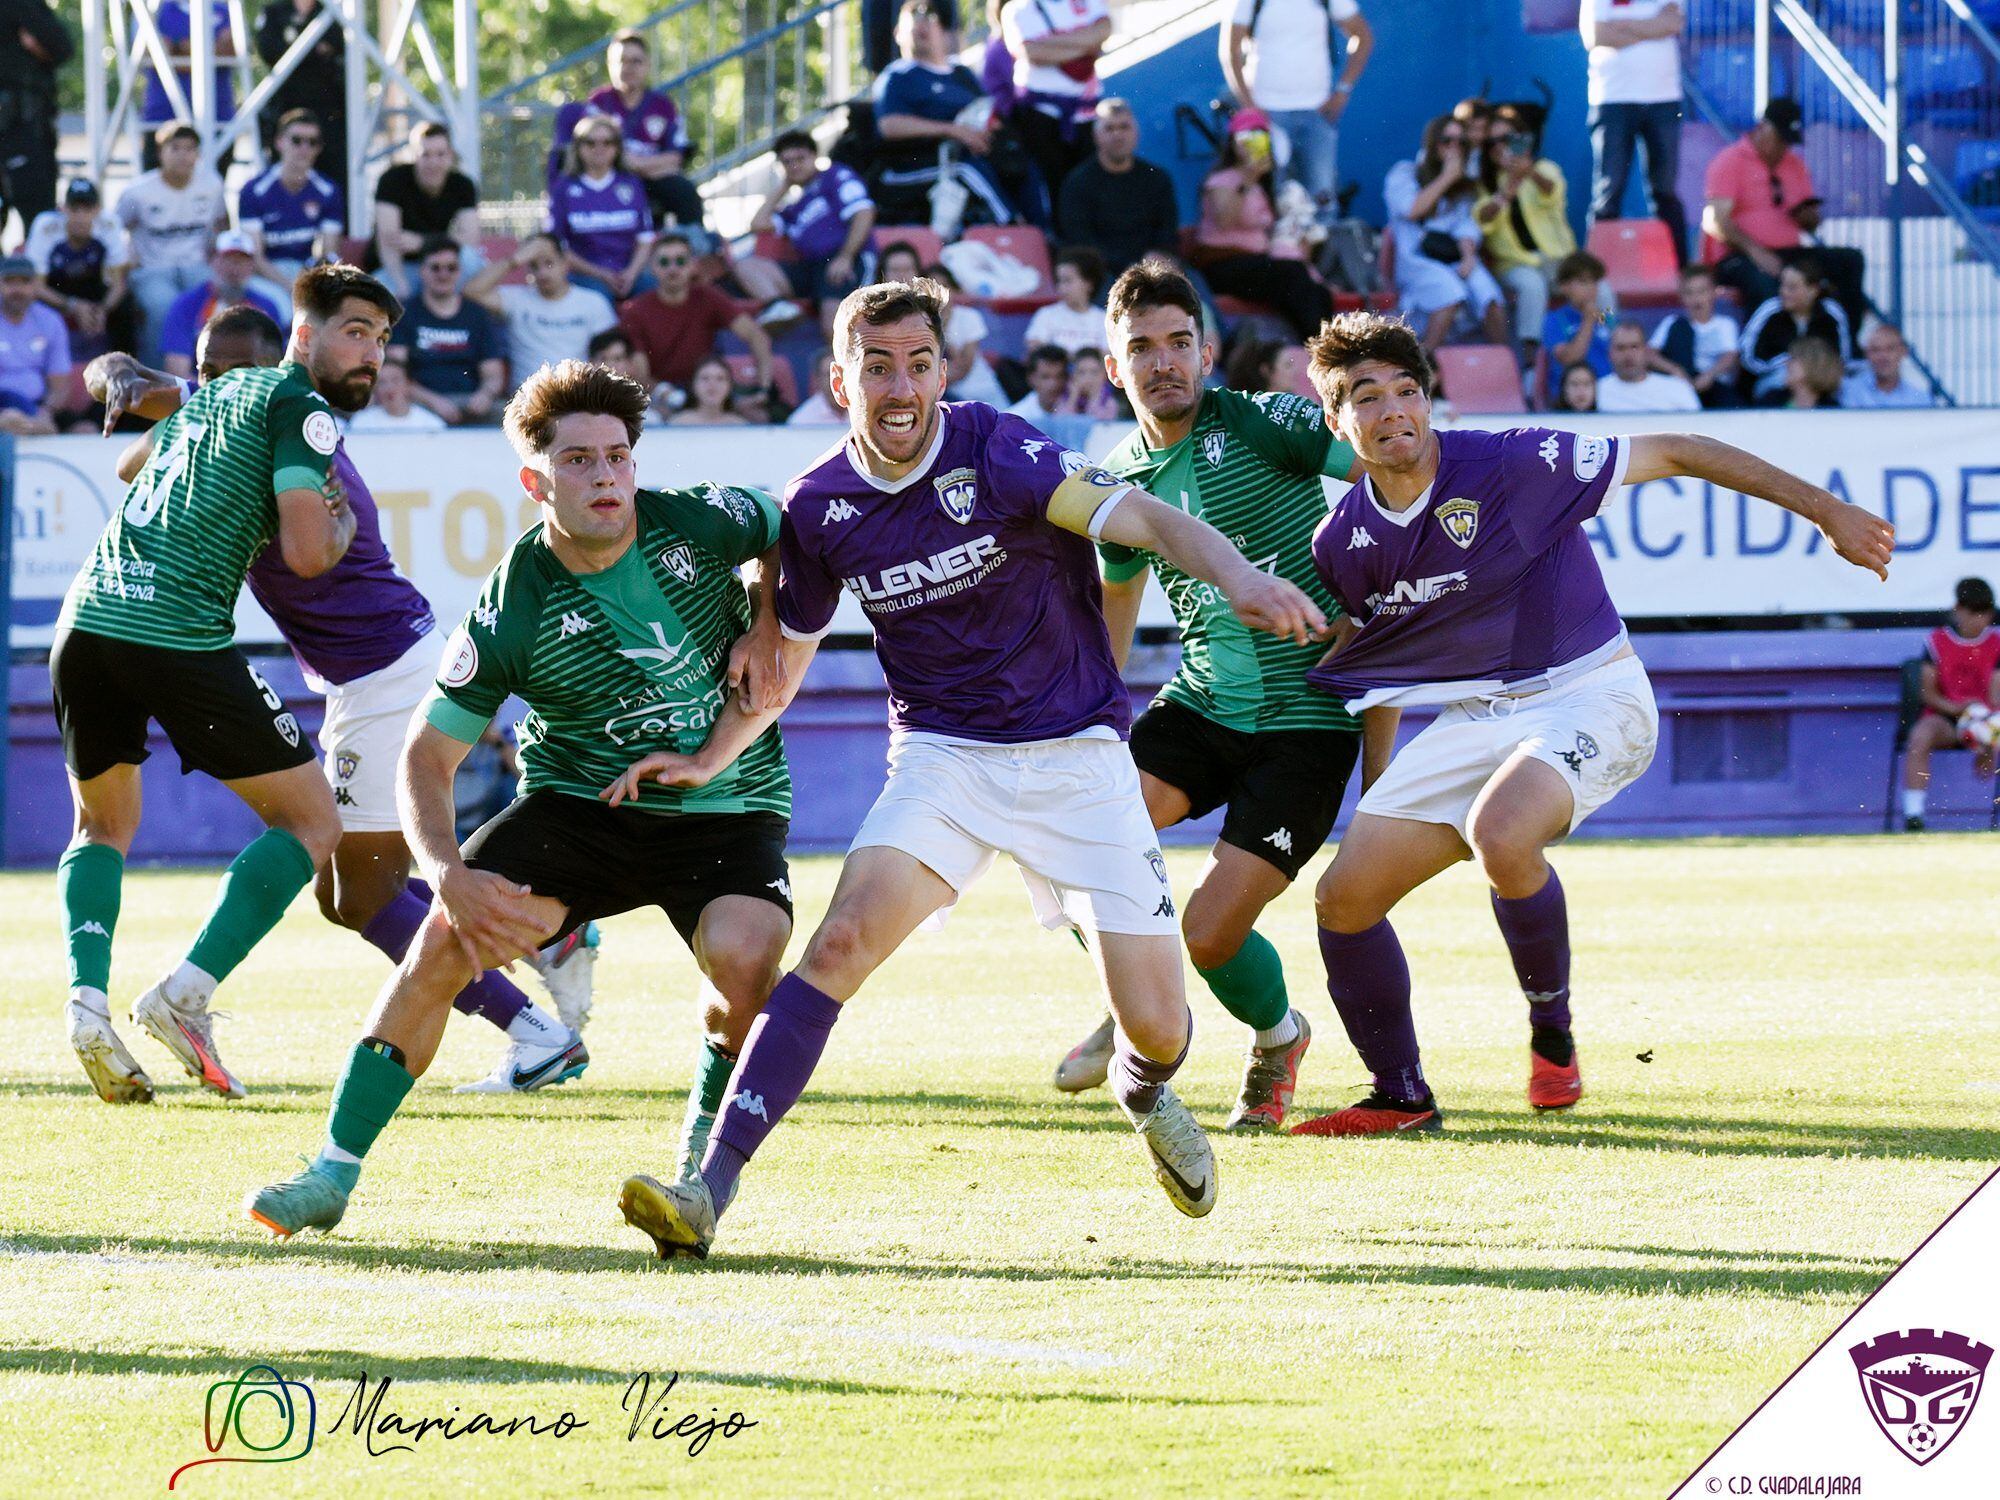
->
<box><xmin>547</xmin><ymin>116</ymin><xmax>657</xmax><ymax>303</ymax></box>
<box><xmin>747</xmin><ymin>131</ymin><xmax>878</xmax><ymax>336</ymax></box>
<box><xmin>576</xmin><ymin>30</ymin><xmax>708</xmax><ymax>240</ymax></box>
<box><xmin>0</xmin><ymin>255</ymin><xmax>72</xmax><ymax>435</ymax></box>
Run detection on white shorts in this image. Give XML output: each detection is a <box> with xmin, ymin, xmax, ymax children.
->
<box><xmin>851</xmin><ymin>735</ymin><xmax>1180</xmax><ymax>936</ymax></box>
<box><xmin>1357</xmin><ymin>654</ymin><xmax>1659</xmax><ymax>841</ymax></box>
<box><xmin>318</xmin><ymin>630</ymin><xmax>443</xmax><ymax>834</ymax></box>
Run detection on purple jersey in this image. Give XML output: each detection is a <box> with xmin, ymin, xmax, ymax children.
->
<box><xmin>547</xmin><ymin>172</ymin><xmax>653</xmax><ymax>274</ymax></box>
<box><xmin>1308</xmin><ymin>427</ymin><xmax>1630</xmax><ymax>710</ymax></box>
<box><xmin>247</xmin><ymin>444</ymin><xmax>436</xmax><ymax>686</ymax></box>
<box><xmin>774</xmin><ymin>164</ymin><xmax>874</xmax><ymax>263</ymax></box>
<box><xmin>237</xmin><ymin>167</ymin><xmax>345</xmax><ymax>262</ymax></box>
<box><xmin>584</xmin><ymin>84</ymin><xmax>689</xmax><ymax>166</ymax></box>
<box><xmin>778</xmin><ymin>402</ymin><xmax>1130</xmax><ymax>743</ymax></box>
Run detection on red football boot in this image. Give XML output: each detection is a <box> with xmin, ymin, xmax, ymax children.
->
<box><xmin>1529</xmin><ymin>1038</ymin><xmax>1583</xmax><ymax>1111</ymax></box>
<box><xmin>1290</xmin><ymin>1089</ymin><xmax>1442</xmax><ymax>1136</ymax></box>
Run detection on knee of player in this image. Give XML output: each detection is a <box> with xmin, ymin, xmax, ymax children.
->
<box><xmin>404</xmin><ymin>911</ymin><xmax>477</xmax><ymax>987</ymax></box>
<box><xmin>702</xmin><ymin>951</ymin><xmax>782</xmax><ymax>1013</ymax></box>
<box><xmin>1467</xmin><ymin>816</ymin><xmax>1543</xmax><ymax>887</ymax></box>
<box><xmin>1313</xmin><ymin>868</ymin><xmax>1374</xmax><ymax>934</ymax></box>
<box><xmin>282</xmin><ymin>806</ymin><xmax>345</xmax><ymax>869</ymax></box>
<box><xmin>1181</xmin><ymin>908</ymin><xmax>1248</xmax><ymax>973</ymax></box>
<box><xmin>799</xmin><ymin>912</ymin><xmax>872</xmax><ymax>983</ymax></box>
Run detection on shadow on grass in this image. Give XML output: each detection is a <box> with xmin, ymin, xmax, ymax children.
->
<box><xmin>2</xmin><ymin>1229</ymin><xmax>1890</xmax><ymax>1301</ymax></box>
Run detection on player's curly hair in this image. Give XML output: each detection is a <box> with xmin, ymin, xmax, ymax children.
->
<box><xmin>832</xmin><ymin>277</ymin><xmax>948</xmax><ymax>360</ymax></box>
<box><xmin>293</xmin><ymin>263</ymin><xmax>403</xmax><ymax>329</ymax></box>
<box><xmin>504</xmin><ymin>357</ymin><xmax>649</xmax><ymax>464</ymax></box>
<box><xmin>1304</xmin><ymin>312</ymin><xmax>1433</xmax><ymax>411</ymax></box>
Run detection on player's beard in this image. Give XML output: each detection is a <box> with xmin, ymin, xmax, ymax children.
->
<box><xmin>314</xmin><ymin>355</ymin><xmax>378</xmax><ymax>413</ymax></box>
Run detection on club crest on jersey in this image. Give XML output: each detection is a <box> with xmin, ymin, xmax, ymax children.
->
<box><xmin>1145</xmin><ymin>847</ymin><xmax>1169</xmax><ymax>886</ymax></box>
<box><xmin>659</xmin><ymin>544</ymin><xmax>698</xmax><ymax>584</ymax></box>
<box><xmin>1202</xmin><ymin>431</ymin><xmax>1226</xmax><ymax>467</ymax></box>
<box><xmin>934</xmin><ymin>466</ymin><xmax>978</xmax><ymax>524</ymax></box>
<box><xmin>335</xmin><ymin>751</ymin><xmax>359</xmax><ymax>782</ymax></box>
<box><xmin>1436</xmin><ymin>497</ymin><xmax>1480</xmax><ymax>548</ymax></box>
<box><xmin>1850</xmin><ymin>1329</ymin><xmax>1992</xmax><ymax>1466</ymax></box>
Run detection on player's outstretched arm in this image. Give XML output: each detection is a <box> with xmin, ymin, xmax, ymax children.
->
<box><xmin>1622</xmin><ymin>433</ymin><xmax>1895</xmax><ymax>580</ymax></box>
<box><xmin>1097</xmin><ymin>492</ymin><xmax>1329</xmax><ymax>644</ymax></box>
<box><xmin>84</xmin><ymin>351</ymin><xmax>182</xmax><ymax>434</ymax></box>
<box><xmin>400</xmin><ymin>722</ymin><xmax>554</xmax><ymax>971</ymax></box>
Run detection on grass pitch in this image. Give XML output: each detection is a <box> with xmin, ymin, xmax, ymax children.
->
<box><xmin>1</xmin><ymin>837</ymin><xmax>1995</xmax><ymax>1498</ymax></box>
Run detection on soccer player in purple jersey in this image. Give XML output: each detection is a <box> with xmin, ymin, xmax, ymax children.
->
<box><xmin>1288</xmin><ymin>313</ymin><xmax>1893</xmax><ymax>1135</ymax></box>
<box><xmin>614</xmin><ymin>277</ymin><xmax>1326</xmax><ymax>1259</ymax></box>
<box><xmin>83</xmin><ymin>282</ymin><xmax>586</xmax><ymax>1095</ymax></box>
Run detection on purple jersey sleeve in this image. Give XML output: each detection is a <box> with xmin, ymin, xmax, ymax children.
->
<box><xmin>1499</xmin><ymin>429</ymin><xmax>1628</xmax><ymax>553</ymax></box>
<box><xmin>776</xmin><ymin>504</ymin><xmax>844</xmax><ymax>640</ymax></box>
<box><xmin>981</xmin><ymin>410</ymin><xmax>1128</xmax><ymax>530</ymax></box>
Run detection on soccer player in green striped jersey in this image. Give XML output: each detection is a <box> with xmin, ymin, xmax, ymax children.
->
<box><xmin>54</xmin><ymin>265</ymin><xmax>401</xmax><ymax>1106</ymax></box>
<box><xmin>247</xmin><ymin>359</ymin><xmax>796</xmax><ymax>1240</ymax></box>
<box><xmin>1050</xmin><ymin>259</ymin><xmax>1394</xmax><ymax>1131</ymax></box>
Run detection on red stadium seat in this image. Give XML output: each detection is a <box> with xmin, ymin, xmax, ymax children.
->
<box><xmin>871</xmin><ymin>225</ymin><xmax>945</xmax><ymax>269</ymax></box>
<box><xmin>960</xmin><ymin>224</ymin><xmax>1056</xmax><ymax>312</ymax></box>
<box><xmin>752</xmin><ymin>230</ymin><xmax>799</xmax><ymax>264</ymax></box>
<box><xmin>725</xmin><ymin>353</ymin><xmax>800</xmax><ymax>408</ymax></box>
<box><xmin>1587</xmin><ymin>218</ymin><xmax>1679</xmax><ymax>307</ymax></box>
<box><xmin>1434</xmin><ymin>344</ymin><xmax>1526</xmax><ymax>414</ymax></box>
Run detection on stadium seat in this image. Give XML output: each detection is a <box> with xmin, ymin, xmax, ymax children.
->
<box><xmin>1881</xmin><ymin>658</ymin><xmax>2000</xmax><ymax>831</ymax></box>
<box><xmin>959</xmin><ymin>225</ymin><xmax>1056</xmax><ymax>313</ymax></box>
<box><xmin>1587</xmin><ymin>219</ymin><xmax>1679</xmax><ymax>307</ymax></box>
<box><xmin>1801</xmin><ymin>125</ymin><xmax>1880</xmax><ymax>217</ymax></box>
<box><xmin>870</xmin><ymin>225</ymin><xmax>944</xmax><ymax>268</ymax></box>
<box><xmin>1434</xmin><ymin>344</ymin><xmax>1526</xmax><ymax>414</ymax></box>
<box><xmin>1691</xmin><ymin>47</ymin><xmax>1789</xmax><ymax>130</ymax></box>
<box><xmin>753</xmin><ymin>230</ymin><xmax>799</xmax><ymax>264</ymax></box>
<box><xmin>1798</xmin><ymin>45</ymin><xmax>1883</xmax><ymax>127</ymax></box>
<box><xmin>725</xmin><ymin>352</ymin><xmax>799</xmax><ymax>408</ymax></box>
<box><xmin>1955</xmin><ymin>140</ymin><xmax>2000</xmax><ymax>223</ymax></box>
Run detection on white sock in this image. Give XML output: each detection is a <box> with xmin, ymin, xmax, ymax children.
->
<box><xmin>163</xmin><ymin>961</ymin><xmax>218</xmax><ymax>1009</ymax></box>
<box><xmin>1901</xmin><ymin>788</ymin><xmax>1927</xmax><ymax>819</ymax></box>
<box><xmin>1254</xmin><ymin>1009</ymin><xmax>1301</xmax><ymax>1050</ymax></box>
<box><xmin>71</xmin><ymin>986</ymin><xmax>111</xmax><ymax>1019</ymax></box>
<box><xmin>319</xmin><ymin>1141</ymin><xmax>361</xmax><ymax>1165</ymax></box>
<box><xmin>506</xmin><ymin>1004</ymin><xmax>566</xmax><ymax>1045</ymax></box>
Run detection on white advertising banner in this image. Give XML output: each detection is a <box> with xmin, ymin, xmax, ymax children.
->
<box><xmin>9</xmin><ymin>408</ymin><xmax>1997</xmax><ymax>649</ymax></box>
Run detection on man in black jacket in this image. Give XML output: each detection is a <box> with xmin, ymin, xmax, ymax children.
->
<box><xmin>0</xmin><ymin>0</ymin><xmax>72</xmax><ymax>241</ymax></box>
<box><xmin>257</xmin><ymin>0</ymin><xmax>348</xmax><ymax>183</ymax></box>
<box><xmin>1056</xmin><ymin>99</ymin><xmax>1182</xmax><ymax>278</ymax></box>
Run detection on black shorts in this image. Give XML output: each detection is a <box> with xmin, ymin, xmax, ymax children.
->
<box><xmin>459</xmin><ymin>789</ymin><xmax>794</xmax><ymax>946</ymax></box>
<box><xmin>1128</xmin><ymin>699</ymin><xmax>1359</xmax><ymax>881</ymax></box>
<box><xmin>50</xmin><ymin>626</ymin><xmax>316</xmax><ymax>783</ymax></box>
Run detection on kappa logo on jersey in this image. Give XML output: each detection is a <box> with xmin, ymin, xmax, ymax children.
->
<box><xmin>767</xmin><ymin>877</ymin><xmax>792</xmax><ymax>901</ymax></box>
<box><xmin>659</xmin><ymin>544</ymin><xmax>698</xmax><ymax>584</ymax></box>
<box><xmin>1364</xmin><ymin>571</ymin><xmax>1469</xmax><ymax>615</ymax></box>
<box><xmin>1020</xmin><ymin>439</ymin><xmax>1050</xmax><ymax>461</ymax></box>
<box><xmin>473</xmin><ymin>603</ymin><xmax>499</xmax><ymax>630</ymax></box>
<box><xmin>274</xmin><ymin>713</ymin><xmax>301</xmax><ymax>749</ymax></box>
<box><xmin>1264</xmin><ymin>828</ymin><xmax>1294</xmax><ymax>855</ymax></box>
<box><xmin>335</xmin><ymin>750</ymin><xmax>359</xmax><ymax>782</ymax></box>
<box><xmin>732</xmin><ymin>1091</ymin><xmax>769</xmax><ymax>1120</ymax></box>
<box><xmin>301</xmin><ymin>410</ymin><xmax>340</xmax><ymax>456</ymax></box>
<box><xmin>1573</xmin><ymin>435</ymin><xmax>1610</xmax><ymax>483</ymax></box>
<box><xmin>1538</xmin><ymin>434</ymin><xmax>1561</xmax><ymax>472</ymax></box>
<box><xmin>558</xmin><ymin>611</ymin><xmax>593</xmax><ymax>637</ymax></box>
<box><xmin>618</xmin><ymin>620</ymin><xmax>685</xmax><ymax>668</ymax></box>
<box><xmin>934</xmin><ymin>466</ymin><xmax>979</xmax><ymax>524</ymax></box>
<box><xmin>441</xmin><ymin>629</ymin><xmax>478</xmax><ymax>686</ymax></box>
<box><xmin>1348</xmin><ymin>527</ymin><xmax>1375</xmax><ymax>550</ymax></box>
<box><xmin>823</xmin><ymin>497</ymin><xmax>861</xmax><ymax>524</ymax></box>
<box><xmin>1202</xmin><ymin>431</ymin><xmax>1226</xmax><ymax>467</ymax></box>
<box><xmin>73</xmin><ymin>921</ymin><xmax>110</xmax><ymax>939</ymax></box>
<box><xmin>1436</xmin><ymin>497</ymin><xmax>1480</xmax><ymax>549</ymax></box>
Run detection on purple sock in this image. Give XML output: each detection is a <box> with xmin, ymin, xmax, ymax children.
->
<box><xmin>699</xmin><ymin>973</ymin><xmax>843</xmax><ymax>1208</ymax></box>
<box><xmin>1490</xmin><ymin>868</ymin><xmax>1571</xmax><ymax>1032</ymax></box>
<box><xmin>358</xmin><ymin>882</ymin><xmax>531</xmax><ymax>1032</ymax></box>
<box><xmin>1108</xmin><ymin>1007</ymin><xmax>1191</xmax><ymax>1116</ymax></box>
<box><xmin>1318</xmin><ymin>921</ymin><xmax>1427</xmax><ymax>1104</ymax></box>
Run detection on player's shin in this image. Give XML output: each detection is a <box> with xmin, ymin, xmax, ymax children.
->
<box><xmin>697</xmin><ymin>975</ymin><xmax>843</xmax><ymax>1210</ymax></box>
<box><xmin>1318</xmin><ymin>920</ymin><xmax>1429</xmax><ymax>1105</ymax></box>
<box><xmin>314</xmin><ymin>1037</ymin><xmax>418</xmax><ymax>1193</ymax></box>
<box><xmin>677</xmin><ymin>1039</ymin><xmax>737</xmax><ymax>1180</ymax></box>
<box><xmin>58</xmin><ymin>841</ymin><xmax>124</xmax><ymax>1005</ymax></box>
<box><xmin>183</xmin><ymin>827</ymin><xmax>318</xmax><ymax>994</ymax></box>
<box><xmin>366</xmin><ymin>880</ymin><xmax>550</xmax><ymax>1037</ymax></box>
<box><xmin>1107</xmin><ymin>1007</ymin><xmax>1191</xmax><ymax>1118</ymax></box>
<box><xmin>1490</xmin><ymin>868</ymin><xmax>1573</xmax><ymax>1045</ymax></box>
<box><xmin>1195</xmin><ymin>930</ymin><xmax>1297</xmax><ymax>1043</ymax></box>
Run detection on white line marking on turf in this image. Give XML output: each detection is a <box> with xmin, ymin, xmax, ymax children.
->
<box><xmin>0</xmin><ymin>1241</ymin><xmax>1130</xmax><ymax>1372</ymax></box>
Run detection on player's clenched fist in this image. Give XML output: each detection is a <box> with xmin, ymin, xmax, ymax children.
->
<box><xmin>435</xmin><ymin>866</ymin><xmax>561</xmax><ymax>971</ymax></box>
<box><xmin>1225</xmin><ymin>570</ymin><xmax>1328</xmax><ymax>645</ymax></box>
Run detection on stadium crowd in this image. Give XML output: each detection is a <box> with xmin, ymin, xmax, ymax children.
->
<box><xmin>0</xmin><ymin>0</ymin><xmax>1943</xmax><ymax>439</ymax></box>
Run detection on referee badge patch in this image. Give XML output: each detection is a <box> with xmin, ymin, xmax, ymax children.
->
<box><xmin>441</xmin><ymin>628</ymin><xmax>479</xmax><ymax>687</ymax></box>
<box><xmin>302</xmin><ymin>410</ymin><xmax>340</xmax><ymax>455</ymax></box>
<box><xmin>1436</xmin><ymin>496</ymin><xmax>1480</xmax><ymax>548</ymax></box>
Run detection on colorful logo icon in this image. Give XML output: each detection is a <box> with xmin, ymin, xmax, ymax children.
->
<box><xmin>1848</xmin><ymin>1329</ymin><xmax>1991</xmax><ymax>1466</ymax></box>
<box><xmin>168</xmin><ymin>1364</ymin><xmax>316</xmax><ymax>1488</ymax></box>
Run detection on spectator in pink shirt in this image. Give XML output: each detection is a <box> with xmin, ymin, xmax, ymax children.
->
<box><xmin>1192</xmin><ymin>108</ymin><xmax>1332</xmax><ymax>341</ymax></box>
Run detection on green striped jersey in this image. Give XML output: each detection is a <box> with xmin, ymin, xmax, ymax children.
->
<box><xmin>425</xmin><ymin>484</ymin><xmax>791</xmax><ymax>817</ymax></box>
<box><xmin>1099</xmin><ymin>387</ymin><xmax>1361</xmax><ymax>734</ymax></box>
<box><xmin>60</xmin><ymin>362</ymin><xmax>341</xmax><ymax>651</ymax></box>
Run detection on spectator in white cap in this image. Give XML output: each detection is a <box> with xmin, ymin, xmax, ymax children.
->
<box><xmin>159</xmin><ymin>231</ymin><xmax>284</xmax><ymax>378</ymax></box>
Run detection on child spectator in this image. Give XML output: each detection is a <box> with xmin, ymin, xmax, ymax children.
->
<box><xmin>24</xmin><ymin>180</ymin><xmax>134</xmax><ymax>360</ymax></box>
<box><xmin>587</xmin><ymin>327</ymin><xmax>668</xmax><ymax>424</ymax></box>
<box><xmin>877</xmin><ymin>241</ymin><xmax>925</xmax><ymax>285</ymax></box>
<box><xmin>548</xmin><ymin>116</ymin><xmax>657</xmax><ymax>302</ymax></box>
<box><xmin>1024</xmin><ymin>245</ymin><xmax>1108</xmax><ymax>356</ymax></box>
<box><xmin>1900</xmin><ymin>577</ymin><xmax>2000</xmax><ymax>829</ymax></box>
<box><xmin>1780</xmin><ymin>335</ymin><xmax>1843</xmax><ymax>410</ymax></box>
<box><xmin>1062</xmin><ymin>345</ymin><xmax>1123</xmax><ymax>420</ymax></box>
<box><xmin>668</xmin><ymin>354</ymin><xmax>751</xmax><ymax>426</ymax></box>
<box><xmin>1557</xmin><ymin>361</ymin><xmax>1598</xmax><ymax>413</ymax></box>
<box><xmin>1006</xmin><ymin>342</ymin><xmax>1073</xmax><ymax>433</ymax></box>
<box><xmin>344</xmin><ymin>359</ymin><xmax>447</xmax><ymax>435</ymax></box>
<box><xmin>1541</xmin><ymin>250</ymin><xmax>1612</xmax><ymax>404</ymax></box>
<box><xmin>1646</xmin><ymin>262</ymin><xmax>1740</xmax><ymax>408</ymax></box>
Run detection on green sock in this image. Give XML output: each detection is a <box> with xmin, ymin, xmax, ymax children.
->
<box><xmin>185</xmin><ymin>828</ymin><xmax>316</xmax><ymax>983</ymax></box>
<box><xmin>57</xmin><ymin>842</ymin><xmax>124</xmax><ymax>993</ymax></box>
<box><xmin>320</xmin><ymin>1042</ymin><xmax>416</xmax><ymax>1184</ymax></box>
<box><xmin>693</xmin><ymin>1039</ymin><xmax>736</xmax><ymax>1117</ymax></box>
<box><xmin>1195</xmin><ymin>929</ymin><xmax>1291</xmax><ymax>1031</ymax></box>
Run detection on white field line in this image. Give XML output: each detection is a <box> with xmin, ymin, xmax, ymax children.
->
<box><xmin>0</xmin><ymin>1240</ymin><xmax>1131</xmax><ymax>1373</ymax></box>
